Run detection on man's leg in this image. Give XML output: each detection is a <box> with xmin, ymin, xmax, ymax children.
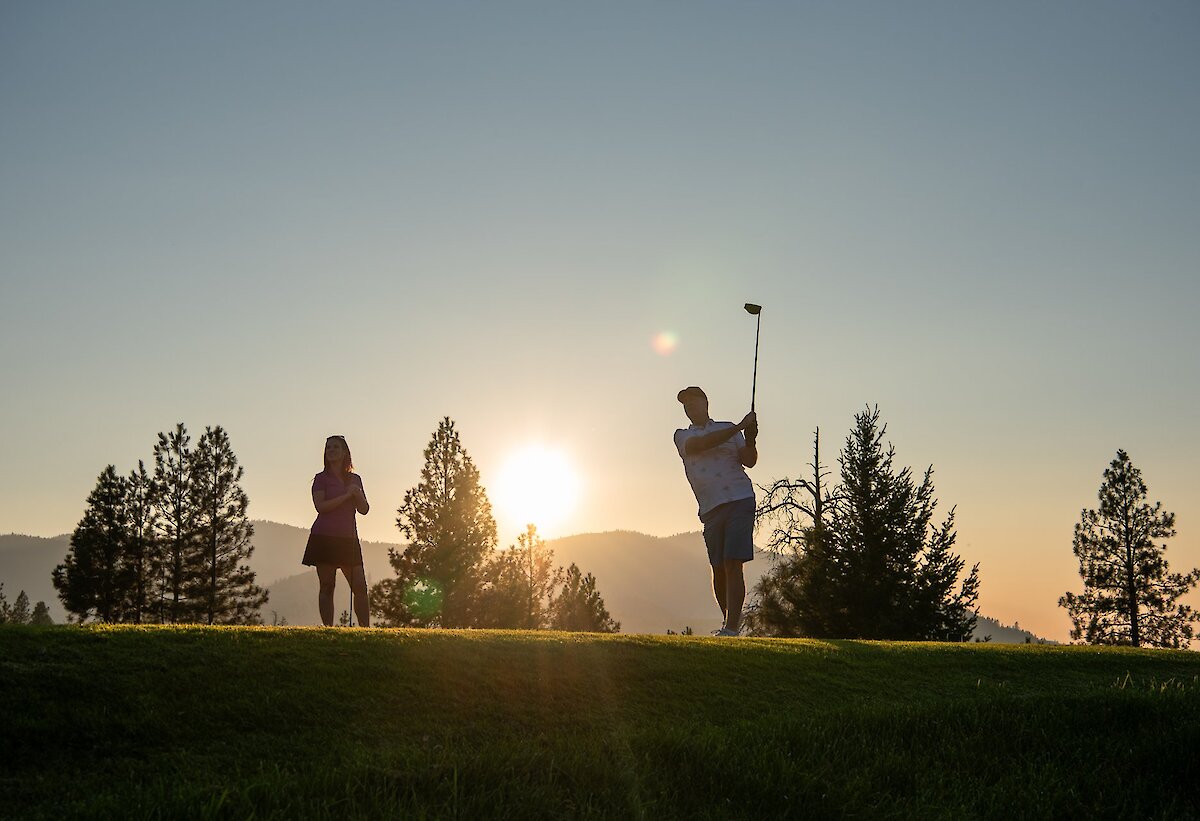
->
<box><xmin>711</xmin><ymin>564</ymin><xmax>727</xmax><ymax>623</ymax></box>
<box><xmin>703</xmin><ymin>513</ymin><xmax>728</xmax><ymax>624</ymax></box>
<box><xmin>723</xmin><ymin>560</ymin><xmax>746</xmax><ymax>632</ymax></box>
<box><xmin>721</xmin><ymin>497</ymin><xmax>755</xmax><ymax>633</ymax></box>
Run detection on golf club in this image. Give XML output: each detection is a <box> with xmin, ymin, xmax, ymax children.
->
<box><xmin>744</xmin><ymin>303</ymin><xmax>762</xmax><ymax>412</ymax></box>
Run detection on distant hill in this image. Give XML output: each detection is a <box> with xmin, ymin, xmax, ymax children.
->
<box><xmin>1</xmin><ymin>522</ymin><xmax>1052</xmax><ymax>641</ymax></box>
<box><xmin>251</xmin><ymin>523</ymin><xmax>750</xmax><ymax>633</ymax></box>
<box><xmin>0</xmin><ymin>533</ymin><xmax>69</xmax><ymax>622</ymax></box>
<box><xmin>972</xmin><ymin>614</ymin><xmax>1057</xmax><ymax>645</ymax></box>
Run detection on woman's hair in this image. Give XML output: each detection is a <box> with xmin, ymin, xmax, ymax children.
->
<box><xmin>325</xmin><ymin>435</ymin><xmax>354</xmax><ymax>476</ymax></box>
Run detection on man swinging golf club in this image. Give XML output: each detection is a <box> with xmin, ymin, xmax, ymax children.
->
<box><xmin>673</xmin><ymin>304</ymin><xmax>762</xmax><ymax>637</ymax></box>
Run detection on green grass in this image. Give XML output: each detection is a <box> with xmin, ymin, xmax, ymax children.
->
<box><xmin>2</xmin><ymin>626</ymin><xmax>1198</xmax><ymax>819</ymax></box>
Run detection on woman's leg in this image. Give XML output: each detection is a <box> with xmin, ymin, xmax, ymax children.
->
<box><xmin>316</xmin><ymin>564</ymin><xmax>337</xmax><ymax>626</ymax></box>
<box><xmin>343</xmin><ymin>565</ymin><xmax>370</xmax><ymax>627</ymax></box>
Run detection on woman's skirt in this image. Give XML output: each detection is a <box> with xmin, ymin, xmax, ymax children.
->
<box><xmin>302</xmin><ymin>533</ymin><xmax>364</xmax><ymax>568</ymax></box>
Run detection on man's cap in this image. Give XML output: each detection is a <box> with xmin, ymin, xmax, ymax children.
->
<box><xmin>677</xmin><ymin>386</ymin><xmax>707</xmax><ymax>403</ymax></box>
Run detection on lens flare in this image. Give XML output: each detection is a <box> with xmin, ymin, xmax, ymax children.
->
<box><xmin>404</xmin><ymin>578</ymin><xmax>444</xmax><ymax>620</ymax></box>
<box><xmin>652</xmin><ymin>331</ymin><xmax>678</xmax><ymax>355</ymax></box>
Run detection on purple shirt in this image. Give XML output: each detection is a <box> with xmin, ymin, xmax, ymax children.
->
<box><xmin>310</xmin><ymin>470</ymin><xmax>365</xmax><ymax>539</ymax></box>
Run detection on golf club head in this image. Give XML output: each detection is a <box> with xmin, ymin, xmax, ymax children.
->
<box><xmin>744</xmin><ymin>303</ymin><xmax>762</xmax><ymax>315</ymax></box>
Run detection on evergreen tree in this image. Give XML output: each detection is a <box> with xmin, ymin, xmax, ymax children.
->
<box><xmin>30</xmin><ymin>600</ymin><xmax>54</xmax><ymax>626</ymax></box>
<box><xmin>549</xmin><ymin>564</ymin><xmax>619</xmax><ymax>633</ymax></box>
<box><xmin>827</xmin><ymin>407</ymin><xmax>978</xmax><ymax>641</ymax></box>
<box><xmin>477</xmin><ymin>524</ymin><xmax>558</xmax><ymax>629</ymax></box>
<box><xmin>1059</xmin><ymin>450</ymin><xmax>1198</xmax><ymax>648</ymax></box>
<box><xmin>191</xmin><ymin>426</ymin><xmax>266</xmax><ymax>624</ymax></box>
<box><xmin>0</xmin><ymin>583</ymin><xmax>9</xmax><ymax>623</ymax></box>
<box><xmin>123</xmin><ymin>460</ymin><xmax>160</xmax><ymax>623</ymax></box>
<box><xmin>748</xmin><ymin>428</ymin><xmax>843</xmax><ymax>638</ymax></box>
<box><xmin>53</xmin><ymin>466</ymin><xmax>134</xmax><ymax>623</ymax></box>
<box><xmin>753</xmin><ymin>408</ymin><xmax>978</xmax><ymax>640</ymax></box>
<box><xmin>153</xmin><ymin>423</ymin><xmax>202</xmax><ymax>623</ymax></box>
<box><xmin>11</xmin><ymin>591</ymin><xmax>31</xmax><ymax>625</ymax></box>
<box><xmin>371</xmin><ymin>418</ymin><xmax>498</xmax><ymax>627</ymax></box>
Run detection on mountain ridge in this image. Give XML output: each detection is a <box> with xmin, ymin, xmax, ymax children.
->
<box><xmin>1</xmin><ymin>521</ymin><xmax>1053</xmax><ymax>641</ymax></box>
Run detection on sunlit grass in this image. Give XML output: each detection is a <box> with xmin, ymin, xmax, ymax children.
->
<box><xmin>2</xmin><ymin>625</ymin><xmax>1198</xmax><ymax>819</ymax></box>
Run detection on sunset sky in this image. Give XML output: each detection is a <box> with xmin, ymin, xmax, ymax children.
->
<box><xmin>2</xmin><ymin>2</ymin><xmax>1197</xmax><ymax>641</ymax></box>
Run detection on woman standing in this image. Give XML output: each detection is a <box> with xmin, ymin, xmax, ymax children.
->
<box><xmin>302</xmin><ymin>435</ymin><xmax>370</xmax><ymax>626</ymax></box>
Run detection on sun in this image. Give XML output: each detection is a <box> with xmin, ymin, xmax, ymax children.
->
<box><xmin>493</xmin><ymin>445</ymin><xmax>581</xmax><ymax>537</ymax></box>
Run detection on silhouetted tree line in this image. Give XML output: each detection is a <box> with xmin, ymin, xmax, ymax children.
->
<box><xmin>751</xmin><ymin>406</ymin><xmax>1199</xmax><ymax>649</ymax></box>
<box><xmin>53</xmin><ymin>423</ymin><xmax>266</xmax><ymax>625</ymax></box>
<box><xmin>748</xmin><ymin>406</ymin><xmax>980</xmax><ymax>641</ymax></box>
<box><xmin>371</xmin><ymin>418</ymin><xmax>618</xmax><ymax>632</ymax></box>
<box><xmin>1060</xmin><ymin>449</ymin><xmax>1198</xmax><ymax>648</ymax></box>
<box><xmin>0</xmin><ymin>583</ymin><xmax>54</xmax><ymax>625</ymax></box>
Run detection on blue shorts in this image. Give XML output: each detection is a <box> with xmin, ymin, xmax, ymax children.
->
<box><xmin>700</xmin><ymin>497</ymin><xmax>756</xmax><ymax>566</ymax></box>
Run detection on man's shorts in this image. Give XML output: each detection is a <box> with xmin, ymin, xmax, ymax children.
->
<box><xmin>700</xmin><ymin>496</ymin><xmax>756</xmax><ymax>566</ymax></box>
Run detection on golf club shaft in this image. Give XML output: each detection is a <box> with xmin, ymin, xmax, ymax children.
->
<box><xmin>751</xmin><ymin>313</ymin><xmax>760</xmax><ymax>413</ymax></box>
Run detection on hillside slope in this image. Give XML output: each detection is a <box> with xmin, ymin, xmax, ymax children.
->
<box><xmin>1</xmin><ymin>627</ymin><xmax>1195</xmax><ymax>819</ymax></box>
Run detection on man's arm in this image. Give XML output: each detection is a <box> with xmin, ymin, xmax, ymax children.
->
<box><xmin>738</xmin><ymin>418</ymin><xmax>759</xmax><ymax>468</ymax></box>
<box><xmin>684</xmin><ymin>412</ymin><xmax>756</xmax><ymax>456</ymax></box>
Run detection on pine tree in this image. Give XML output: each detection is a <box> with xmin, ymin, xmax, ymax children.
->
<box><xmin>549</xmin><ymin>564</ymin><xmax>619</xmax><ymax>633</ymax></box>
<box><xmin>11</xmin><ymin>591</ymin><xmax>31</xmax><ymax>625</ymax></box>
<box><xmin>153</xmin><ymin>423</ymin><xmax>202</xmax><ymax>623</ymax></box>
<box><xmin>123</xmin><ymin>460</ymin><xmax>160</xmax><ymax>623</ymax></box>
<box><xmin>30</xmin><ymin>601</ymin><xmax>54</xmax><ymax>626</ymax></box>
<box><xmin>1059</xmin><ymin>450</ymin><xmax>1198</xmax><ymax>648</ymax></box>
<box><xmin>748</xmin><ymin>428</ymin><xmax>843</xmax><ymax>637</ymax></box>
<box><xmin>191</xmin><ymin>426</ymin><xmax>266</xmax><ymax>624</ymax></box>
<box><xmin>755</xmin><ymin>407</ymin><xmax>980</xmax><ymax>640</ymax></box>
<box><xmin>0</xmin><ymin>583</ymin><xmax>10</xmax><ymax>623</ymax></box>
<box><xmin>53</xmin><ymin>466</ymin><xmax>134</xmax><ymax>623</ymax></box>
<box><xmin>829</xmin><ymin>407</ymin><xmax>979</xmax><ymax>640</ymax></box>
<box><xmin>477</xmin><ymin>524</ymin><xmax>558</xmax><ymax>629</ymax></box>
<box><xmin>371</xmin><ymin>418</ymin><xmax>498</xmax><ymax>627</ymax></box>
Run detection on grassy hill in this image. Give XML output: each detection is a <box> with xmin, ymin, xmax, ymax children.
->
<box><xmin>1</xmin><ymin>626</ymin><xmax>1196</xmax><ymax>819</ymax></box>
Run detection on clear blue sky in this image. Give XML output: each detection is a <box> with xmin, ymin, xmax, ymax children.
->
<box><xmin>2</xmin><ymin>1</ymin><xmax>1198</xmax><ymax>640</ymax></box>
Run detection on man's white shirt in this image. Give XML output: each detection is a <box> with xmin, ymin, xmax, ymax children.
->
<box><xmin>674</xmin><ymin>420</ymin><xmax>755</xmax><ymax>518</ymax></box>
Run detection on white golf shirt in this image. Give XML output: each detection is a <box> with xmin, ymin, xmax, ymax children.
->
<box><xmin>674</xmin><ymin>420</ymin><xmax>755</xmax><ymax>518</ymax></box>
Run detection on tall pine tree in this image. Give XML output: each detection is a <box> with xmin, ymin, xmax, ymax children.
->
<box><xmin>53</xmin><ymin>465</ymin><xmax>134</xmax><ymax>623</ymax></box>
<box><xmin>123</xmin><ymin>460</ymin><xmax>160</xmax><ymax>623</ymax></box>
<box><xmin>371</xmin><ymin>418</ymin><xmax>498</xmax><ymax>627</ymax></box>
<box><xmin>1059</xmin><ymin>450</ymin><xmax>1198</xmax><ymax>648</ymax></box>
<box><xmin>191</xmin><ymin>426</ymin><xmax>266</xmax><ymax>624</ymax></box>
<box><xmin>828</xmin><ymin>407</ymin><xmax>978</xmax><ymax>641</ymax></box>
<box><xmin>153</xmin><ymin>423</ymin><xmax>202</xmax><ymax>623</ymax></box>
<box><xmin>751</xmin><ymin>408</ymin><xmax>978</xmax><ymax>640</ymax></box>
